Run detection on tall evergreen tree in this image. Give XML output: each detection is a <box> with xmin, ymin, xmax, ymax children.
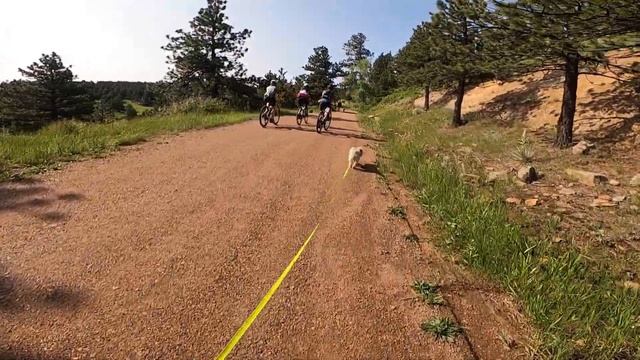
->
<box><xmin>342</xmin><ymin>33</ymin><xmax>374</xmax><ymax>100</ymax></box>
<box><xmin>343</xmin><ymin>33</ymin><xmax>374</xmax><ymax>68</ymax></box>
<box><xmin>0</xmin><ymin>52</ymin><xmax>92</xmax><ymax>130</ymax></box>
<box><xmin>162</xmin><ymin>0</ymin><xmax>251</xmax><ymax>98</ymax></box>
<box><xmin>369</xmin><ymin>53</ymin><xmax>398</xmax><ymax>99</ymax></box>
<box><xmin>427</xmin><ymin>0</ymin><xmax>493</xmax><ymax>126</ymax></box>
<box><xmin>396</xmin><ymin>22</ymin><xmax>439</xmax><ymax>110</ymax></box>
<box><xmin>303</xmin><ymin>46</ymin><xmax>339</xmax><ymax>98</ymax></box>
<box><xmin>493</xmin><ymin>0</ymin><xmax>640</xmax><ymax>147</ymax></box>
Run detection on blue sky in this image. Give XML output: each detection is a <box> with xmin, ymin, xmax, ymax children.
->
<box><xmin>0</xmin><ymin>0</ymin><xmax>435</xmax><ymax>82</ymax></box>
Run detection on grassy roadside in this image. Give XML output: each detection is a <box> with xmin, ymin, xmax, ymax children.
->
<box><xmin>362</xmin><ymin>99</ymin><xmax>640</xmax><ymax>359</ymax></box>
<box><xmin>0</xmin><ymin>111</ymin><xmax>255</xmax><ymax>181</ymax></box>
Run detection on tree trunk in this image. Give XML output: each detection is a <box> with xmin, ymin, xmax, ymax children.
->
<box><xmin>555</xmin><ymin>53</ymin><xmax>580</xmax><ymax>148</ymax></box>
<box><xmin>424</xmin><ymin>85</ymin><xmax>430</xmax><ymax>111</ymax></box>
<box><xmin>452</xmin><ymin>77</ymin><xmax>466</xmax><ymax>127</ymax></box>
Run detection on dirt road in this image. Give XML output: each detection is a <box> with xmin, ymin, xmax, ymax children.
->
<box><xmin>1</xmin><ymin>113</ymin><xmax>526</xmax><ymax>359</ymax></box>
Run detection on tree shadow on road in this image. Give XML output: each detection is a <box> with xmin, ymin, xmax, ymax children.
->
<box><xmin>271</xmin><ymin>125</ymin><xmax>385</xmax><ymax>142</ymax></box>
<box><xmin>0</xmin><ymin>180</ymin><xmax>85</xmax><ymax>223</ymax></box>
<box><xmin>0</xmin><ymin>348</ymin><xmax>68</xmax><ymax>360</ymax></box>
<box><xmin>0</xmin><ymin>262</ymin><xmax>88</xmax><ymax>315</ymax></box>
<box><xmin>331</xmin><ymin>114</ymin><xmax>359</xmax><ymax>123</ymax></box>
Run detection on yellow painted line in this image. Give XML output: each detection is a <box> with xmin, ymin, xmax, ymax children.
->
<box><xmin>215</xmin><ymin>224</ymin><xmax>321</xmax><ymax>360</ymax></box>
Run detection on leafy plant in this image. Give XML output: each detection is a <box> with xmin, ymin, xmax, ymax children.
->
<box><xmin>412</xmin><ymin>280</ymin><xmax>445</xmax><ymax>305</ymax></box>
<box><xmin>389</xmin><ymin>205</ymin><xmax>407</xmax><ymax>219</ymax></box>
<box><xmin>421</xmin><ymin>317</ymin><xmax>462</xmax><ymax>342</ymax></box>
<box><xmin>512</xmin><ymin>129</ymin><xmax>535</xmax><ymax>164</ymax></box>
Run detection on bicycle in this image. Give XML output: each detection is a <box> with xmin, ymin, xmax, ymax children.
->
<box><xmin>296</xmin><ymin>104</ymin><xmax>309</xmax><ymax>126</ymax></box>
<box><xmin>315</xmin><ymin>106</ymin><xmax>332</xmax><ymax>134</ymax></box>
<box><xmin>259</xmin><ymin>103</ymin><xmax>281</xmax><ymax>128</ymax></box>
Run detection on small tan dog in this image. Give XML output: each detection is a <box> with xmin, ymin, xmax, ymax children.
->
<box><xmin>348</xmin><ymin>147</ymin><xmax>364</xmax><ymax>169</ymax></box>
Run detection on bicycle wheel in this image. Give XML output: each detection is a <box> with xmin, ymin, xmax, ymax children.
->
<box><xmin>259</xmin><ymin>106</ymin><xmax>269</xmax><ymax>128</ymax></box>
<box><xmin>316</xmin><ymin>113</ymin><xmax>324</xmax><ymax>134</ymax></box>
<box><xmin>296</xmin><ymin>107</ymin><xmax>303</xmax><ymax>126</ymax></box>
<box><xmin>273</xmin><ymin>106</ymin><xmax>281</xmax><ymax>125</ymax></box>
<box><xmin>323</xmin><ymin>112</ymin><xmax>332</xmax><ymax>131</ymax></box>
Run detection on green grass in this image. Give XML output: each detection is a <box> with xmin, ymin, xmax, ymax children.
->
<box><xmin>363</xmin><ymin>94</ymin><xmax>640</xmax><ymax>359</ymax></box>
<box><xmin>0</xmin><ymin>111</ymin><xmax>255</xmax><ymax>180</ymax></box>
<box><xmin>421</xmin><ymin>317</ymin><xmax>463</xmax><ymax>342</ymax></box>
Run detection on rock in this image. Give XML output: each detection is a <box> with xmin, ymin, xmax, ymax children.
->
<box><xmin>558</xmin><ymin>188</ymin><xmax>577</xmax><ymax>196</ymax></box>
<box><xmin>598</xmin><ymin>195</ymin><xmax>612</xmax><ymax>201</ymax></box>
<box><xmin>506</xmin><ymin>198</ymin><xmax>522</xmax><ymax>205</ymax></box>
<box><xmin>631</xmin><ymin>175</ymin><xmax>640</xmax><ymax>187</ymax></box>
<box><xmin>566</xmin><ymin>168</ymin><xmax>608</xmax><ymax>187</ymax></box>
<box><xmin>612</xmin><ymin>195</ymin><xmax>627</xmax><ymax>203</ymax></box>
<box><xmin>571</xmin><ymin>140</ymin><xmax>594</xmax><ymax>155</ymax></box>
<box><xmin>609</xmin><ymin>180</ymin><xmax>621</xmax><ymax>186</ymax></box>
<box><xmin>517</xmin><ymin>166</ymin><xmax>539</xmax><ymax>184</ymax></box>
<box><xmin>620</xmin><ymin>281</ymin><xmax>640</xmax><ymax>291</ymax></box>
<box><xmin>487</xmin><ymin>170</ymin><xmax>509</xmax><ymax>183</ymax></box>
<box><xmin>591</xmin><ymin>198</ymin><xmax>617</xmax><ymax>208</ymax></box>
<box><xmin>525</xmin><ymin>199</ymin><xmax>539</xmax><ymax>207</ymax></box>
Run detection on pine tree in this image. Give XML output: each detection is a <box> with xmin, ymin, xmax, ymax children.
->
<box><xmin>369</xmin><ymin>53</ymin><xmax>398</xmax><ymax>99</ymax></box>
<box><xmin>343</xmin><ymin>33</ymin><xmax>374</xmax><ymax>68</ymax></box>
<box><xmin>427</xmin><ymin>0</ymin><xmax>493</xmax><ymax>126</ymax></box>
<box><xmin>493</xmin><ymin>0</ymin><xmax>640</xmax><ymax>147</ymax></box>
<box><xmin>162</xmin><ymin>0</ymin><xmax>251</xmax><ymax>98</ymax></box>
<box><xmin>20</xmin><ymin>53</ymin><xmax>93</xmax><ymax>121</ymax></box>
<box><xmin>396</xmin><ymin>22</ymin><xmax>439</xmax><ymax>110</ymax></box>
<box><xmin>303</xmin><ymin>46</ymin><xmax>339</xmax><ymax>98</ymax></box>
<box><xmin>342</xmin><ymin>33</ymin><xmax>374</xmax><ymax>101</ymax></box>
<box><xmin>0</xmin><ymin>53</ymin><xmax>92</xmax><ymax>130</ymax></box>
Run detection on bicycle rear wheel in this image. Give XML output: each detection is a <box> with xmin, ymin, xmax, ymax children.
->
<box><xmin>296</xmin><ymin>107</ymin><xmax>303</xmax><ymax>126</ymax></box>
<box><xmin>273</xmin><ymin>106</ymin><xmax>281</xmax><ymax>125</ymax></box>
<box><xmin>259</xmin><ymin>106</ymin><xmax>269</xmax><ymax>128</ymax></box>
<box><xmin>323</xmin><ymin>113</ymin><xmax>332</xmax><ymax>131</ymax></box>
<box><xmin>316</xmin><ymin>113</ymin><xmax>324</xmax><ymax>134</ymax></box>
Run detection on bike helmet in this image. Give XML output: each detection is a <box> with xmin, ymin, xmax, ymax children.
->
<box><xmin>270</xmin><ymin>80</ymin><xmax>277</xmax><ymax>86</ymax></box>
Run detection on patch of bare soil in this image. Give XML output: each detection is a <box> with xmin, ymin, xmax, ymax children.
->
<box><xmin>415</xmin><ymin>54</ymin><xmax>639</xmax><ymax>142</ymax></box>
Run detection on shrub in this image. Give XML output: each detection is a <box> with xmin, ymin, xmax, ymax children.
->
<box><xmin>124</xmin><ymin>103</ymin><xmax>138</xmax><ymax>119</ymax></box>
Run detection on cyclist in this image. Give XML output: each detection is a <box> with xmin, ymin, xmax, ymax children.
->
<box><xmin>318</xmin><ymin>84</ymin><xmax>334</xmax><ymax>114</ymax></box>
<box><xmin>262</xmin><ymin>80</ymin><xmax>278</xmax><ymax>123</ymax></box>
<box><xmin>264</xmin><ymin>80</ymin><xmax>277</xmax><ymax>108</ymax></box>
<box><xmin>296</xmin><ymin>83</ymin><xmax>311</xmax><ymax>114</ymax></box>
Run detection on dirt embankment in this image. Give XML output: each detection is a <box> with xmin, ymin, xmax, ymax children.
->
<box><xmin>416</xmin><ymin>55</ymin><xmax>639</xmax><ymax>143</ymax></box>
